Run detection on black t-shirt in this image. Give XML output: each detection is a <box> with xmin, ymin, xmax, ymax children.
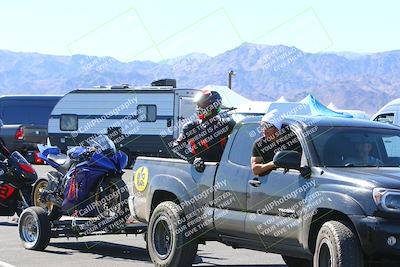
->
<box><xmin>173</xmin><ymin>114</ymin><xmax>236</xmax><ymax>162</ymax></box>
<box><xmin>252</xmin><ymin>126</ymin><xmax>301</xmax><ymax>164</ymax></box>
<box><xmin>252</xmin><ymin>137</ymin><xmax>277</xmax><ymax>164</ymax></box>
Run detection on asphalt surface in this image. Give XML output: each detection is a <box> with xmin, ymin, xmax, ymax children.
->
<box><xmin>0</xmin><ymin>165</ymin><xmax>286</xmax><ymax>267</ymax></box>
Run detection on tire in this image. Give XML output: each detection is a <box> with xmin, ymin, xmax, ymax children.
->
<box><xmin>119</xmin><ymin>148</ymin><xmax>135</xmax><ymax>169</ymax></box>
<box><xmin>18</xmin><ymin>207</ymin><xmax>51</xmax><ymax>251</ymax></box>
<box><xmin>313</xmin><ymin>221</ymin><xmax>364</xmax><ymax>267</ymax></box>
<box><xmin>147</xmin><ymin>201</ymin><xmax>198</xmax><ymax>267</ymax></box>
<box><xmin>32</xmin><ymin>179</ymin><xmax>62</xmax><ymax>221</ymax></box>
<box><xmin>91</xmin><ymin>177</ymin><xmax>130</xmax><ymax>232</ymax></box>
<box><xmin>282</xmin><ymin>255</ymin><xmax>312</xmax><ymax>267</ymax></box>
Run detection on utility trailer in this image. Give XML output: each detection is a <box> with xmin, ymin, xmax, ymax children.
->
<box><xmin>18</xmin><ymin>207</ymin><xmax>147</xmax><ymax>251</ymax></box>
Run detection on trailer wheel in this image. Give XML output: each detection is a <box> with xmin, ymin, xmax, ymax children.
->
<box><xmin>147</xmin><ymin>201</ymin><xmax>198</xmax><ymax>267</ymax></box>
<box><xmin>313</xmin><ymin>221</ymin><xmax>363</xmax><ymax>267</ymax></box>
<box><xmin>18</xmin><ymin>207</ymin><xmax>51</xmax><ymax>251</ymax></box>
<box><xmin>282</xmin><ymin>255</ymin><xmax>312</xmax><ymax>267</ymax></box>
<box><xmin>32</xmin><ymin>178</ymin><xmax>62</xmax><ymax>221</ymax></box>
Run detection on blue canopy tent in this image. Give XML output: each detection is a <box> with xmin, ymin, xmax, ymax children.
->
<box><xmin>235</xmin><ymin>94</ymin><xmax>354</xmax><ymax>119</ymax></box>
<box><xmin>300</xmin><ymin>95</ymin><xmax>353</xmax><ymax>118</ymax></box>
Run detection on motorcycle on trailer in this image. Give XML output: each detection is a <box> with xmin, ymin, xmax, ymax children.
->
<box><xmin>0</xmin><ymin>141</ymin><xmax>37</xmax><ymax>217</ymax></box>
<box><xmin>19</xmin><ymin>135</ymin><xmax>131</xmax><ymax>250</ymax></box>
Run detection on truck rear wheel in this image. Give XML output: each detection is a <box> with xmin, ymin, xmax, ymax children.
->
<box><xmin>282</xmin><ymin>255</ymin><xmax>312</xmax><ymax>267</ymax></box>
<box><xmin>313</xmin><ymin>221</ymin><xmax>363</xmax><ymax>267</ymax></box>
<box><xmin>147</xmin><ymin>201</ymin><xmax>198</xmax><ymax>267</ymax></box>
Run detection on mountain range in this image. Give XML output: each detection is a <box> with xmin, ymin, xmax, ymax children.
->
<box><xmin>1</xmin><ymin>43</ymin><xmax>400</xmax><ymax>114</ymax></box>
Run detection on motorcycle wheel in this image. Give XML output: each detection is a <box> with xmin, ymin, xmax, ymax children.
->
<box><xmin>92</xmin><ymin>176</ymin><xmax>130</xmax><ymax>232</ymax></box>
<box><xmin>32</xmin><ymin>179</ymin><xmax>62</xmax><ymax>221</ymax></box>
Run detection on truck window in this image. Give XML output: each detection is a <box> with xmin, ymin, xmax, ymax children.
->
<box><xmin>229</xmin><ymin>124</ymin><xmax>260</xmax><ymax>166</ymax></box>
<box><xmin>60</xmin><ymin>114</ymin><xmax>78</xmax><ymax>131</ymax></box>
<box><xmin>178</xmin><ymin>97</ymin><xmax>195</xmax><ymax>120</ymax></box>
<box><xmin>383</xmin><ymin>136</ymin><xmax>400</xmax><ymax>157</ymax></box>
<box><xmin>229</xmin><ymin>123</ymin><xmax>303</xmax><ymax>166</ymax></box>
<box><xmin>310</xmin><ymin>126</ymin><xmax>400</xmax><ymax>167</ymax></box>
<box><xmin>137</xmin><ymin>105</ymin><xmax>157</xmax><ymax>122</ymax></box>
<box><xmin>374</xmin><ymin>113</ymin><xmax>395</xmax><ymax>124</ymax></box>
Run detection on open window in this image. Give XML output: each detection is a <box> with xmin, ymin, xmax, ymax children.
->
<box><xmin>228</xmin><ymin>123</ymin><xmax>303</xmax><ymax>167</ymax></box>
<box><xmin>137</xmin><ymin>105</ymin><xmax>157</xmax><ymax>122</ymax></box>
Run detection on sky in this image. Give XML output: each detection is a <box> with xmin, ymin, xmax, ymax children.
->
<box><xmin>0</xmin><ymin>0</ymin><xmax>399</xmax><ymax>62</ymax></box>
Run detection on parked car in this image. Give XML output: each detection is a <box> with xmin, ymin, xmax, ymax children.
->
<box><xmin>129</xmin><ymin>115</ymin><xmax>400</xmax><ymax>267</ymax></box>
<box><xmin>0</xmin><ymin>95</ymin><xmax>61</xmax><ymax>161</ymax></box>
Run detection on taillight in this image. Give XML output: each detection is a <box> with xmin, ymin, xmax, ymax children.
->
<box><xmin>18</xmin><ymin>162</ymin><xmax>36</xmax><ymax>174</ymax></box>
<box><xmin>34</xmin><ymin>151</ymin><xmax>44</xmax><ymax>164</ymax></box>
<box><xmin>15</xmin><ymin>127</ymin><xmax>24</xmax><ymax>140</ymax></box>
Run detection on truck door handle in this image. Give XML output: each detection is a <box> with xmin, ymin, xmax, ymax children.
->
<box><xmin>249</xmin><ymin>178</ymin><xmax>261</xmax><ymax>187</ymax></box>
<box><xmin>278</xmin><ymin>208</ymin><xmax>297</xmax><ymax>218</ymax></box>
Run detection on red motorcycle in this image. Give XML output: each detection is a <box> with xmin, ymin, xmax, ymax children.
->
<box><xmin>0</xmin><ymin>142</ymin><xmax>37</xmax><ymax>216</ymax></box>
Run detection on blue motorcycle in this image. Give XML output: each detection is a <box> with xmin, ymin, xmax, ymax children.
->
<box><xmin>31</xmin><ymin>135</ymin><xmax>129</xmax><ymax>226</ymax></box>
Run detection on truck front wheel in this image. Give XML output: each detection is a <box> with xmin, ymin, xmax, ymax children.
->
<box><xmin>147</xmin><ymin>201</ymin><xmax>198</xmax><ymax>267</ymax></box>
<box><xmin>313</xmin><ymin>221</ymin><xmax>363</xmax><ymax>267</ymax></box>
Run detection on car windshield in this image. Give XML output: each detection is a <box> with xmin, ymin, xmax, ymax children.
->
<box><xmin>87</xmin><ymin>135</ymin><xmax>116</xmax><ymax>155</ymax></box>
<box><xmin>309</xmin><ymin>126</ymin><xmax>400</xmax><ymax>167</ymax></box>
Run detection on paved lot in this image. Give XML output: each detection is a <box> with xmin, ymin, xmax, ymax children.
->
<box><xmin>0</xmin><ymin>165</ymin><xmax>286</xmax><ymax>267</ymax></box>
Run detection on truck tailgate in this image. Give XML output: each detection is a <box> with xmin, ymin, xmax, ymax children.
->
<box><xmin>23</xmin><ymin>125</ymin><xmax>47</xmax><ymax>144</ymax></box>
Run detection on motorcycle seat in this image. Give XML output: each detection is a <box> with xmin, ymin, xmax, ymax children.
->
<box><xmin>47</xmin><ymin>153</ymin><xmax>73</xmax><ymax>175</ymax></box>
<box><xmin>47</xmin><ymin>153</ymin><xmax>68</xmax><ymax>166</ymax></box>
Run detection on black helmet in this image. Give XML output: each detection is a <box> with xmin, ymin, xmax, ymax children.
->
<box><xmin>194</xmin><ymin>89</ymin><xmax>222</xmax><ymax>119</ymax></box>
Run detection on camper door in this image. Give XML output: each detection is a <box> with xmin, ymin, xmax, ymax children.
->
<box><xmin>177</xmin><ymin>96</ymin><xmax>196</xmax><ymax>137</ymax></box>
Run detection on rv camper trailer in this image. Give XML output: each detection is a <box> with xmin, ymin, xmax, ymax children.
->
<box><xmin>48</xmin><ymin>79</ymin><xmax>249</xmax><ymax>163</ymax></box>
<box><xmin>372</xmin><ymin>98</ymin><xmax>400</xmax><ymax>125</ymax></box>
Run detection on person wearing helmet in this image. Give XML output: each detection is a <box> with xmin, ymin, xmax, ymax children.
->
<box><xmin>172</xmin><ymin>89</ymin><xmax>236</xmax><ymax>172</ymax></box>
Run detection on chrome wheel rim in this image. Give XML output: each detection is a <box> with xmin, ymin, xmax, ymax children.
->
<box><xmin>21</xmin><ymin>214</ymin><xmax>38</xmax><ymax>244</ymax></box>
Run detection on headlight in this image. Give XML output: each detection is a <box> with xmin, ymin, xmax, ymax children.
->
<box><xmin>373</xmin><ymin>188</ymin><xmax>400</xmax><ymax>213</ymax></box>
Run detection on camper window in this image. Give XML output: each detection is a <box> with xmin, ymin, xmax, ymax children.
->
<box><xmin>137</xmin><ymin>105</ymin><xmax>157</xmax><ymax>122</ymax></box>
<box><xmin>374</xmin><ymin>113</ymin><xmax>395</xmax><ymax>124</ymax></box>
<box><xmin>60</xmin><ymin>114</ymin><xmax>78</xmax><ymax>131</ymax></box>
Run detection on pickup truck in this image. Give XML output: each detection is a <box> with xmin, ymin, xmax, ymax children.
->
<box><xmin>0</xmin><ymin>119</ymin><xmax>47</xmax><ymax>153</ymax></box>
<box><xmin>129</xmin><ymin>115</ymin><xmax>400</xmax><ymax>267</ymax></box>
<box><xmin>0</xmin><ymin>95</ymin><xmax>61</xmax><ymax>160</ymax></box>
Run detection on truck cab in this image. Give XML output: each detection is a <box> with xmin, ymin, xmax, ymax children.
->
<box><xmin>129</xmin><ymin>115</ymin><xmax>400</xmax><ymax>267</ymax></box>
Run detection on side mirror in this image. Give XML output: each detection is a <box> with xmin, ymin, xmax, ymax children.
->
<box><xmin>300</xmin><ymin>165</ymin><xmax>312</xmax><ymax>178</ymax></box>
<box><xmin>273</xmin><ymin>150</ymin><xmax>301</xmax><ymax>170</ymax></box>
